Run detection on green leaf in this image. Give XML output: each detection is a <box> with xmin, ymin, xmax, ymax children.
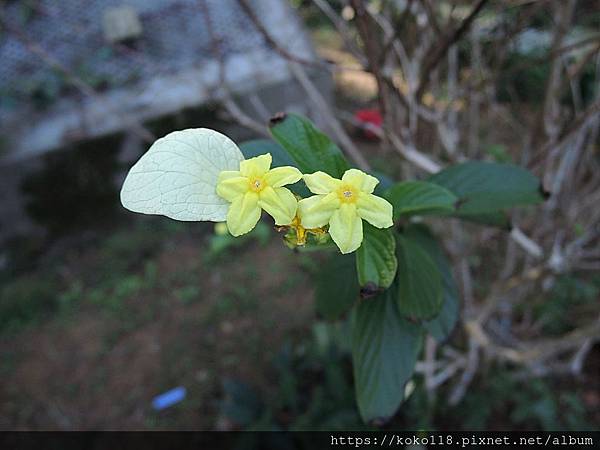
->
<box><xmin>352</xmin><ymin>289</ymin><xmax>422</xmax><ymax>423</ymax></box>
<box><xmin>429</xmin><ymin>161</ymin><xmax>546</xmax><ymax>215</ymax></box>
<box><xmin>386</xmin><ymin>181</ymin><xmax>458</xmax><ymax>219</ymax></box>
<box><xmin>239</xmin><ymin>139</ymin><xmax>295</xmax><ymax>167</ymax></box>
<box><xmin>356</xmin><ymin>224</ymin><xmax>397</xmax><ymax>290</ymax></box>
<box><xmin>315</xmin><ymin>254</ymin><xmax>359</xmax><ymax>320</ymax></box>
<box><xmin>120</xmin><ymin>128</ymin><xmax>244</xmax><ymax>221</ymax></box>
<box><xmin>402</xmin><ymin>224</ymin><xmax>459</xmax><ymax>341</ymax></box>
<box><xmin>269</xmin><ymin>113</ymin><xmax>350</xmax><ymax>177</ymax></box>
<box><xmin>395</xmin><ymin>234</ymin><xmax>443</xmax><ymax>320</ymax></box>
<box><xmin>455</xmin><ymin>210</ymin><xmax>512</xmax><ymax>229</ymax></box>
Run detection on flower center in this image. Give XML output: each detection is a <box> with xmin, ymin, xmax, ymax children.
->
<box><xmin>249</xmin><ymin>177</ymin><xmax>265</xmax><ymax>192</ymax></box>
<box><xmin>337</xmin><ymin>185</ymin><xmax>358</xmax><ymax>203</ymax></box>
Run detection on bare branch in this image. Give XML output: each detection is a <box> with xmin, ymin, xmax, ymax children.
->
<box><xmin>198</xmin><ymin>0</ymin><xmax>268</xmax><ymax>136</ymax></box>
<box><xmin>288</xmin><ymin>63</ymin><xmax>371</xmax><ymax>171</ymax></box>
<box><xmin>311</xmin><ymin>0</ymin><xmax>367</xmax><ymax>67</ymax></box>
<box><xmin>235</xmin><ymin>0</ymin><xmax>326</xmax><ymax>69</ymax></box>
<box><xmin>415</xmin><ymin>0</ymin><xmax>490</xmax><ymax>100</ymax></box>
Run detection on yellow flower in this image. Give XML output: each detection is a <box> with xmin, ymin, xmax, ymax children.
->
<box><xmin>280</xmin><ymin>214</ymin><xmax>329</xmax><ymax>247</ymax></box>
<box><xmin>216</xmin><ymin>153</ymin><xmax>302</xmax><ymax>236</ymax></box>
<box><xmin>298</xmin><ymin>169</ymin><xmax>393</xmax><ymax>254</ymax></box>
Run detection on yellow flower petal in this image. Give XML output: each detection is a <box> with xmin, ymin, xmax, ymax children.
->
<box><xmin>356</xmin><ymin>192</ymin><xmax>394</xmax><ymax>228</ymax></box>
<box><xmin>226</xmin><ymin>191</ymin><xmax>261</xmax><ymax>236</ymax></box>
<box><xmin>303</xmin><ymin>171</ymin><xmax>341</xmax><ymax>194</ymax></box>
<box><xmin>258</xmin><ymin>186</ymin><xmax>298</xmax><ymax>225</ymax></box>
<box><xmin>216</xmin><ymin>176</ymin><xmax>249</xmax><ymax>202</ymax></box>
<box><xmin>263</xmin><ymin>166</ymin><xmax>302</xmax><ymax>187</ymax></box>
<box><xmin>298</xmin><ymin>192</ymin><xmax>340</xmax><ymax>228</ymax></box>
<box><xmin>328</xmin><ymin>203</ymin><xmax>363</xmax><ymax>254</ymax></box>
<box><xmin>342</xmin><ymin>168</ymin><xmax>379</xmax><ymax>194</ymax></box>
<box><xmin>218</xmin><ymin>170</ymin><xmax>242</xmax><ymax>182</ymax></box>
<box><xmin>240</xmin><ymin>153</ymin><xmax>272</xmax><ymax>177</ymax></box>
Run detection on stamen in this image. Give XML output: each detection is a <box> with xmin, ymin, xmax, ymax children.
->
<box><xmin>343</xmin><ymin>190</ymin><xmax>353</xmax><ymax>198</ymax></box>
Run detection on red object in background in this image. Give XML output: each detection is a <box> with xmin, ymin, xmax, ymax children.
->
<box><xmin>354</xmin><ymin>108</ymin><xmax>382</xmax><ymax>140</ymax></box>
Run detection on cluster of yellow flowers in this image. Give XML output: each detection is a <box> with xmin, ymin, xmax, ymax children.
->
<box><xmin>216</xmin><ymin>153</ymin><xmax>393</xmax><ymax>254</ymax></box>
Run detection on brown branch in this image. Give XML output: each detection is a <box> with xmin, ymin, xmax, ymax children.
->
<box><xmin>235</xmin><ymin>0</ymin><xmax>326</xmax><ymax>70</ymax></box>
<box><xmin>479</xmin><ymin>34</ymin><xmax>600</xmax><ymax>94</ymax></box>
<box><xmin>288</xmin><ymin>63</ymin><xmax>371</xmax><ymax>171</ymax></box>
<box><xmin>534</xmin><ymin>0</ymin><xmax>576</xmax><ymax>149</ymax></box>
<box><xmin>419</xmin><ymin>0</ymin><xmax>443</xmax><ymax>37</ymax></box>
<box><xmin>567</xmin><ymin>41</ymin><xmax>600</xmax><ymax>80</ymax></box>
<box><xmin>234</xmin><ymin>0</ymin><xmax>372</xmax><ymax>76</ymax></box>
<box><xmin>528</xmin><ymin>98</ymin><xmax>600</xmax><ymax>170</ymax></box>
<box><xmin>311</xmin><ymin>0</ymin><xmax>367</xmax><ymax>67</ymax></box>
<box><xmin>198</xmin><ymin>0</ymin><xmax>268</xmax><ymax>136</ymax></box>
<box><xmin>415</xmin><ymin>0</ymin><xmax>490</xmax><ymax>101</ymax></box>
<box><xmin>349</xmin><ymin>0</ymin><xmax>389</xmax><ymax>118</ymax></box>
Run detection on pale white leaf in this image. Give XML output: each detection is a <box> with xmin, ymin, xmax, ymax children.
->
<box><xmin>120</xmin><ymin>128</ymin><xmax>244</xmax><ymax>221</ymax></box>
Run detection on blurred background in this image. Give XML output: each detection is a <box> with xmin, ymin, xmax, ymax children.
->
<box><xmin>0</xmin><ymin>0</ymin><xmax>599</xmax><ymax>431</ymax></box>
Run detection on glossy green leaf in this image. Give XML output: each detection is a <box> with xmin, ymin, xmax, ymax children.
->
<box><xmin>352</xmin><ymin>289</ymin><xmax>422</xmax><ymax>423</ymax></box>
<box><xmin>402</xmin><ymin>224</ymin><xmax>459</xmax><ymax>341</ymax></box>
<box><xmin>396</xmin><ymin>234</ymin><xmax>443</xmax><ymax>320</ymax></box>
<box><xmin>356</xmin><ymin>224</ymin><xmax>397</xmax><ymax>290</ymax></box>
<box><xmin>120</xmin><ymin>128</ymin><xmax>244</xmax><ymax>221</ymax></box>
<box><xmin>429</xmin><ymin>161</ymin><xmax>546</xmax><ymax>215</ymax></box>
<box><xmin>269</xmin><ymin>113</ymin><xmax>350</xmax><ymax>178</ymax></box>
<box><xmin>455</xmin><ymin>210</ymin><xmax>512</xmax><ymax>229</ymax></box>
<box><xmin>239</xmin><ymin>139</ymin><xmax>295</xmax><ymax>167</ymax></box>
<box><xmin>386</xmin><ymin>181</ymin><xmax>458</xmax><ymax>219</ymax></box>
<box><xmin>315</xmin><ymin>254</ymin><xmax>359</xmax><ymax>320</ymax></box>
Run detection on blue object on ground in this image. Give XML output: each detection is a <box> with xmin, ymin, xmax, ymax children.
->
<box><xmin>152</xmin><ymin>386</ymin><xmax>187</xmax><ymax>410</ymax></box>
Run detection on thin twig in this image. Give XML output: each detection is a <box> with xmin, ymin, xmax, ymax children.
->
<box><xmin>288</xmin><ymin>62</ymin><xmax>371</xmax><ymax>171</ymax></box>
<box><xmin>311</xmin><ymin>0</ymin><xmax>367</xmax><ymax>67</ymax></box>
<box><xmin>198</xmin><ymin>0</ymin><xmax>269</xmax><ymax>136</ymax></box>
<box><xmin>235</xmin><ymin>0</ymin><xmax>327</xmax><ymax>70</ymax></box>
<box><xmin>415</xmin><ymin>0</ymin><xmax>490</xmax><ymax>100</ymax></box>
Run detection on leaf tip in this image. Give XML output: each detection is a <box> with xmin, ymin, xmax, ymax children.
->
<box><xmin>359</xmin><ymin>282</ymin><xmax>381</xmax><ymax>299</ymax></box>
<box><xmin>268</xmin><ymin>112</ymin><xmax>287</xmax><ymax>127</ymax></box>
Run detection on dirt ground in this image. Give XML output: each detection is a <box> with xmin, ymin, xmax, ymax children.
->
<box><xmin>0</xmin><ymin>220</ymin><xmax>315</xmax><ymax>429</ymax></box>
